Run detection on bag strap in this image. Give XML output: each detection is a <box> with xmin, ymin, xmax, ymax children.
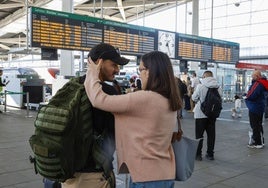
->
<box><xmin>171</xmin><ymin>110</ymin><xmax>183</xmax><ymax>143</ymax></box>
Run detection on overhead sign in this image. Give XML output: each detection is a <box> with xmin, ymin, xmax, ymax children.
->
<box><xmin>236</xmin><ymin>62</ymin><xmax>268</xmax><ymax>70</ymax></box>
<box><xmin>30</xmin><ymin>7</ymin><xmax>156</xmax><ymax>55</ymax></box>
<box><xmin>30</xmin><ymin>7</ymin><xmax>240</xmax><ymax>63</ymax></box>
<box><xmin>177</xmin><ymin>33</ymin><xmax>212</xmax><ymax>62</ymax></box>
<box><xmin>212</xmin><ymin>39</ymin><xmax>240</xmax><ymax>63</ymax></box>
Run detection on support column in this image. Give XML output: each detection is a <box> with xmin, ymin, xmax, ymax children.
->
<box><xmin>60</xmin><ymin>0</ymin><xmax>74</xmax><ymax>77</ymax></box>
<box><xmin>189</xmin><ymin>0</ymin><xmax>199</xmax><ymax>72</ymax></box>
<box><xmin>192</xmin><ymin>0</ymin><xmax>199</xmax><ymax>36</ymax></box>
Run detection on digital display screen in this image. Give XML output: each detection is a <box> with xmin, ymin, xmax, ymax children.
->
<box><xmin>30</xmin><ymin>7</ymin><xmax>239</xmax><ymax>64</ymax></box>
<box><xmin>212</xmin><ymin>39</ymin><xmax>240</xmax><ymax>63</ymax></box>
<box><xmin>177</xmin><ymin>33</ymin><xmax>212</xmax><ymax>61</ymax></box>
<box><xmin>31</xmin><ymin>7</ymin><xmax>156</xmax><ymax>55</ymax></box>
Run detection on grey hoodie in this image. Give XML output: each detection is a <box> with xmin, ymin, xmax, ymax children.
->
<box><xmin>191</xmin><ymin>77</ymin><xmax>222</xmax><ymax>119</ymax></box>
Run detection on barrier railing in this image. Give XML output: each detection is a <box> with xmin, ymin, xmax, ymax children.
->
<box><xmin>0</xmin><ymin>90</ymin><xmax>32</xmax><ymax>118</ymax></box>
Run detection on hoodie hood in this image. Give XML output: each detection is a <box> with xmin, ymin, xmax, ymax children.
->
<box><xmin>201</xmin><ymin>77</ymin><xmax>219</xmax><ymax>88</ymax></box>
<box><xmin>258</xmin><ymin>78</ymin><xmax>268</xmax><ymax>90</ymax></box>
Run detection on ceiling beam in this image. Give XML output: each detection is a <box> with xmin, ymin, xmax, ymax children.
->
<box><xmin>0</xmin><ymin>44</ymin><xmax>10</xmax><ymax>50</ymax></box>
<box><xmin>117</xmin><ymin>0</ymin><xmax>126</xmax><ymax>21</ymax></box>
<box><xmin>74</xmin><ymin>9</ymin><xmax>124</xmax><ymax>22</ymax></box>
<box><xmin>0</xmin><ymin>3</ymin><xmax>24</xmax><ymax>9</ymax></box>
<box><xmin>0</xmin><ymin>0</ymin><xmax>53</xmax><ymax>28</ymax></box>
<box><xmin>0</xmin><ymin>37</ymin><xmax>26</xmax><ymax>44</ymax></box>
<box><xmin>75</xmin><ymin>0</ymin><xmax>186</xmax><ymax>9</ymax></box>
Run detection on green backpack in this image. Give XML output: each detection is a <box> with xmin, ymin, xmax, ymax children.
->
<box><xmin>29</xmin><ymin>76</ymin><xmax>112</xmax><ymax>183</ymax></box>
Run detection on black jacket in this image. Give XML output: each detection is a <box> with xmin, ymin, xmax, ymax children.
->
<box><xmin>81</xmin><ymin>81</ymin><xmax>120</xmax><ymax>172</ymax></box>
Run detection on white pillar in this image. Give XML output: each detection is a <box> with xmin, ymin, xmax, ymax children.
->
<box><xmin>192</xmin><ymin>0</ymin><xmax>199</xmax><ymax>36</ymax></box>
<box><xmin>60</xmin><ymin>0</ymin><xmax>74</xmax><ymax>77</ymax></box>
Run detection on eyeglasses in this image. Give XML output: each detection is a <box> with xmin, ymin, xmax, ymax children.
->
<box><xmin>137</xmin><ymin>67</ymin><xmax>147</xmax><ymax>75</ymax></box>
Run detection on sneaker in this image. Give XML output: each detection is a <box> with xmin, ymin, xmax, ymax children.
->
<box><xmin>195</xmin><ymin>155</ymin><xmax>202</xmax><ymax>161</ymax></box>
<box><xmin>247</xmin><ymin>143</ymin><xmax>264</xmax><ymax>149</ymax></box>
<box><xmin>205</xmin><ymin>154</ymin><xmax>214</xmax><ymax>160</ymax></box>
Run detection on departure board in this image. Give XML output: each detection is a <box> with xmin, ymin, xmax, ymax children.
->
<box><xmin>103</xmin><ymin>21</ymin><xmax>155</xmax><ymax>55</ymax></box>
<box><xmin>212</xmin><ymin>39</ymin><xmax>240</xmax><ymax>63</ymax></box>
<box><xmin>177</xmin><ymin>33</ymin><xmax>212</xmax><ymax>61</ymax></box>
<box><xmin>30</xmin><ymin>7</ymin><xmax>156</xmax><ymax>55</ymax></box>
<box><xmin>31</xmin><ymin>7</ymin><xmax>103</xmax><ymax>51</ymax></box>
<box><xmin>30</xmin><ymin>7</ymin><xmax>239</xmax><ymax>63</ymax></box>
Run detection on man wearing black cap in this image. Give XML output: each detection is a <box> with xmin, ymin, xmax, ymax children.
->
<box><xmin>62</xmin><ymin>43</ymin><xmax>129</xmax><ymax>188</ymax></box>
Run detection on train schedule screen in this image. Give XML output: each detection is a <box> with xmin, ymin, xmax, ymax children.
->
<box><xmin>31</xmin><ymin>7</ymin><xmax>156</xmax><ymax>55</ymax></box>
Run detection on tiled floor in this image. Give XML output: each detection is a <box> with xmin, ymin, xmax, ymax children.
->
<box><xmin>0</xmin><ymin>102</ymin><xmax>267</xmax><ymax>188</ymax></box>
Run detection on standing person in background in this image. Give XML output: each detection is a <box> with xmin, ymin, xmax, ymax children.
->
<box><xmin>134</xmin><ymin>78</ymin><xmax>142</xmax><ymax>91</ymax></box>
<box><xmin>0</xmin><ymin>69</ymin><xmax>9</xmax><ymax>113</ymax></box>
<box><xmin>189</xmin><ymin>72</ymin><xmax>200</xmax><ymax>112</ymax></box>
<box><xmin>0</xmin><ymin>69</ymin><xmax>9</xmax><ymax>91</ymax></box>
<box><xmin>62</xmin><ymin>43</ymin><xmax>129</xmax><ymax>188</ymax></box>
<box><xmin>191</xmin><ymin>72</ymin><xmax>200</xmax><ymax>91</ymax></box>
<box><xmin>184</xmin><ymin>77</ymin><xmax>191</xmax><ymax>111</ymax></box>
<box><xmin>231</xmin><ymin>95</ymin><xmax>242</xmax><ymax>118</ymax></box>
<box><xmin>85</xmin><ymin>51</ymin><xmax>182</xmax><ymax>188</ymax></box>
<box><xmin>246</xmin><ymin>70</ymin><xmax>268</xmax><ymax>149</ymax></box>
<box><xmin>192</xmin><ymin>70</ymin><xmax>222</xmax><ymax>161</ymax></box>
<box><xmin>177</xmin><ymin>77</ymin><xmax>187</xmax><ymax>118</ymax></box>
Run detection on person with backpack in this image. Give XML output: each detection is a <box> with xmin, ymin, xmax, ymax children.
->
<box><xmin>62</xmin><ymin>43</ymin><xmax>129</xmax><ymax>188</ymax></box>
<box><xmin>85</xmin><ymin>51</ymin><xmax>182</xmax><ymax>188</ymax></box>
<box><xmin>245</xmin><ymin>70</ymin><xmax>268</xmax><ymax>149</ymax></box>
<box><xmin>191</xmin><ymin>70</ymin><xmax>222</xmax><ymax>161</ymax></box>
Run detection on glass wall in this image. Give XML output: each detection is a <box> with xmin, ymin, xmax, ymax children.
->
<box><xmin>199</xmin><ymin>0</ymin><xmax>268</xmax><ymax>59</ymax></box>
<box><xmin>130</xmin><ymin>0</ymin><xmax>268</xmax><ymax>98</ymax></box>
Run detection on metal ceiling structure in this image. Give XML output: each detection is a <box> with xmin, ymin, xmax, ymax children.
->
<box><xmin>0</xmin><ymin>0</ymin><xmax>190</xmax><ymax>61</ymax></box>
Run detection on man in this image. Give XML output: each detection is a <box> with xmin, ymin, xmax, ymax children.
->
<box><xmin>189</xmin><ymin>72</ymin><xmax>200</xmax><ymax>112</ymax></box>
<box><xmin>62</xmin><ymin>43</ymin><xmax>129</xmax><ymax>188</ymax></box>
<box><xmin>191</xmin><ymin>72</ymin><xmax>200</xmax><ymax>91</ymax></box>
<box><xmin>0</xmin><ymin>69</ymin><xmax>9</xmax><ymax>113</ymax></box>
<box><xmin>192</xmin><ymin>70</ymin><xmax>222</xmax><ymax>161</ymax></box>
<box><xmin>246</xmin><ymin>70</ymin><xmax>268</xmax><ymax>149</ymax></box>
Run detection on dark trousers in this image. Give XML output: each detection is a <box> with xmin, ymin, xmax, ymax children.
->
<box><xmin>195</xmin><ymin>118</ymin><xmax>216</xmax><ymax>156</ymax></box>
<box><xmin>184</xmin><ymin>95</ymin><xmax>191</xmax><ymax>110</ymax></box>
<box><xmin>249</xmin><ymin>111</ymin><xmax>264</xmax><ymax>145</ymax></box>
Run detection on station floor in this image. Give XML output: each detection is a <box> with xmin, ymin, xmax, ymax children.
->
<box><xmin>0</xmin><ymin>102</ymin><xmax>268</xmax><ymax>188</ymax></box>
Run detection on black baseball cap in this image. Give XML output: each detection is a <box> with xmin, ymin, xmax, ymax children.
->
<box><xmin>88</xmin><ymin>43</ymin><xmax>130</xmax><ymax>65</ymax></box>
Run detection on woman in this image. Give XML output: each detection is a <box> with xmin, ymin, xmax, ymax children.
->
<box><xmin>84</xmin><ymin>51</ymin><xmax>182</xmax><ymax>188</ymax></box>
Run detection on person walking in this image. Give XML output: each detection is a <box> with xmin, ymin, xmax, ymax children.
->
<box><xmin>62</xmin><ymin>43</ymin><xmax>129</xmax><ymax>188</ymax></box>
<box><xmin>246</xmin><ymin>70</ymin><xmax>268</xmax><ymax>149</ymax></box>
<box><xmin>191</xmin><ymin>70</ymin><xmax>222</xmax><ymax>161</ymax></box>
<box><xmin>84</xmin><ymin>51</ymin><xmax>182</xmax><ymax>188</ymax></box>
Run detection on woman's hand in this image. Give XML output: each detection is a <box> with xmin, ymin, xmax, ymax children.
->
<box><xmin>87</xmin><ymin>57</ymin><xmax>102</xmax><ymax>73</ymax></box>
